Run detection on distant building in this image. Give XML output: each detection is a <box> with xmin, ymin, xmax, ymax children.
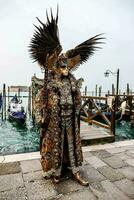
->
<box><xmin>10</xmin><ymin>86</ymin><xmax>29</xmax><ymax>92</ymax></box>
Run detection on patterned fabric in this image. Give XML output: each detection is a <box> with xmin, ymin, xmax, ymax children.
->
<box><xmin>34</xmin><ymin>73</ymin><xmax>83</xmax><ymax>178</ymax></box>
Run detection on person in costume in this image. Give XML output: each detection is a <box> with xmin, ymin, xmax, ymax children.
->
<box><xmin>29</xmin><ymin>8</ymin><xmax>104</xmax><ymax>186</ymax></box>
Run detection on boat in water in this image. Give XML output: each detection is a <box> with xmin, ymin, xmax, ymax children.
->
<box><xmin>8</xmin><ymin>95</ymin><xmax>26</xmax><ymax>124</ymax></box>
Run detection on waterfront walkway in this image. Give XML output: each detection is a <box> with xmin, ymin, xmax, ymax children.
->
<box><xmin>80</xmin><ymin>121</ymin><xmax>114</xmax><ymax>145</ymax></box>
<box><xmin>0</xmin><ymin>140</ymin><xmax>134</xmax><ymax>200</ymax></box>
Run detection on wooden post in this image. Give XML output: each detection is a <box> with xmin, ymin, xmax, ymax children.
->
<box><xmin>88</xmin><ymin>99</ymin><xmax>92</xmax><ymax>125</ymax></box>
<box><xmin>127</xmin><ymin>83</ymin><xmax>129</xmax><ymax>95</ymax></box>
<box><xmin>84</xmin><ymin>86</ymin><xmax>87</xmax><ymax>96</ymax></box>
<box><xmin>28</xmin><ymin>86</ymin><xmax>31</xmax><ymax>116</ymax></box>
<box><xmin>123</xmin><ymin>92</ymin><xmax>125</xmax><ymax>99</ymax></box>
<box><xmin>31</xmin><ymin>83</ymin><xmax>34</xmax><ymax>122</ymax></box>
<box><xmin>8</xmin><ymin>86</ymin><xmax>10</xmax><ymax>106</ymax></box>
<box><xmin>95</xmin><ymin>84</ymin><xmax>98</xmax><ymax>96</ymax></box>
<box><xmin>112</xmin><ymin>84</ymin><xmax>115</xmax><ymax>95</ymax></box>
<box><xmin>1</xmin><ymin>92</ymin><xmax>3</xmax><ymax>121</ymax></box>
<box><xmin>99</xmin><ymin>86</ymin><xmax>102</xmax><ymax>104</ymax></box>
<box><xmin>99</xmin><ymin>86</ymin><xmax>102</xmax><ymax>97</ymax></box>
<box><xmin>105</xmin><ymin>94</ymin><xmax>108</xmax><ymax>107</ymax></box>
<box><xmin>18</xmin><ymin>87</ymin><xmax>20</xmax><ymax>100</ymax></box>
<box><xmin>3</xmin><ymin>83</ymin><xmax>6</xmax><ymax>120</ymax></box>
<box><xmin>111</xmin><ymin>96</ymin><xmax>116</xmax><ymax>137</ymax></box>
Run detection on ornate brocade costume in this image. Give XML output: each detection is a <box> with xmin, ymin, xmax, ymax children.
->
<box><xmin>29</xmin><ymin>8</ymin><xmax>103</xmax><ymax>182</ymax></box>
<box><xmin>35</xmin><ymin>73</ymin><xmax>83</xmax><ymax>177</ymax></box>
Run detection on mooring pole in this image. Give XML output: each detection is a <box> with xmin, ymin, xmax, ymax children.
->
<box><xmin>99</xmin><ymin>86</ymin><xmax>102</xmax><ymax>97</ymax></box>
<box><xmin>8</xmin><ymin>86</ymin><xmax>10</xmax><ymax>106</ymax></box>
<box><xmin>3</xmin><ymin>83</ymin><xmax>6</xmax><ymax>120</ymax></box>
<box><xmin>31</xmin><ymin>85</ymin><xmax>34</xmax><ymax>121</ymax></box>
<box><xmin>85</xmin><ymin>86</ymin><xmax>87</xmax><ymax>96</ymax></box>
<box><xmin>112</xmin><ymin>84</ymin><xmax>115</xmax><ymax>95</ymax></box>
<box><xmin>127</xmin><ymin>83</ymin><xmax>130</xmax><ymax>95</ymax></box>
<box><xmin>116</xmin><ymin>69</ymin><xmax>119</xmax><ymax>96</ymax></box>
<box><xmin>95</xmin><ymin>84</ymin><xmax>98</xmax><ymax>96</ymax></box>
<box><xmin>18</xmin><ymin>87</ymin><xmax>20</xmax><ymax>100</ymax></box>
<box><xmin>111</xmin><ymin>96</ymin><xmax>116</xmax><ymax>137</ymax></box>
<box><xmin>28</xmin><ymin>86</ymin><xmax>31</xmax><ymax>116</ymax></box>
<box><xmin>99</xmin><ymin>86</ymin><xmax>102</xmax><ymax>104</ymax></box>
<box><xmin>1</xmin><ymin>91</ymin><xmax>3</xmax><ymax>121</ymax></box>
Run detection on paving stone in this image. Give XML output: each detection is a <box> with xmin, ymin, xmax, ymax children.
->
<box><xmin>47</xmin><ymin>194</ymin><xmax>64</xmax><ymax>200</ymax></box>
<box><xmin>25</xmin><ymin>179</ymin><xmax>57</xmax><ymax>200</ymax></box>
<box><xmin>20</xmin><ymin>159</ymin><xmax>42</xmax><ymax>173</ymax></box>
<box><xmin>90</xmin><ymin>180</ymin><xmax>130</xmax><ymax>200</ymax></box>
<box><xmin>60</xmin><ymin>189</ymin><xmax>97</xmax><ymax>200</ymax></box>
<box><xmin>91</xmin><ymin>149</ymin><xmax>111</xmax><ymax>159</ymax></box>
<box><xmin>55</xmin><ymin>178</ymin><xmax>84</xmax><ymax>194</ymax></box>
<box><xmin>113</xmin><ymin>152</ymin><xmax>132</xmax><ymax>161</ymax></box>
<box><xmin>83</xmin><ymin>159</ymin><xmax>89</xmax><ymax>165</ymax></box>
<box><xmin>79</xmin><ymin>165</ymin><xmax>106</xmax><ymax>183</ymax></box>
<box><xmin>0</xmin><ymin>173</ymin><xmax>24</xmax><ymax>192</ymax></box>
<box><xmin>0</xmin><ymin>187</ymin><xmax>27</xmax><ymax>200</ymax></box>
<box><xmin>102</xmin><ymin>155</ymin><xmax>128</xmax><ymax>169</ymax></box>
<box><xmin>121</xmin><ymin>145</ymin><xmax>134</xmax><ymax>151</ymax></box>
<box><xmin>129</xmin><ymin>150</ymin><xmax>134</xmax><ymax>154</ymax></box>
<box><xmin>97</xmin><ymin>166</ymin><xmax>124</xmax><ymax>182</ymax></box>
<box><xmin>126</xmin><ymin>150</ymin><xmax>134</xmax><ymax>158</ymax></box>
<box><xmin>112</xmin><ymin>140</ymin><xmax>134</xmax><ymax>147</ymax></box>
<box><xmin>125</xmin><ymin>158</ymin><xmax>134</xmax><ymax>167</ymax></box>
<box><xmin>4</xmin><ymin>152</ymin><xmax>40</xmax><ymax>163</ymax></box>
<box><xmin>117</xmin><ymin>166</ymin><xmax>134</xmax><ymax>181</ymax></box>
<box><xmin>0</xmin><ymin>162</ymin><xmax>21</xmax><ymax>175</ymax></box>
<box><xmin>115</xmin><ymin>178</ymin><xmax>134</xmax><ymax>198</ymax></box>
<box><xmin>85</xmin><ymin>156</ymin><xmax>107</xmax><ymax>169</ymax></box>
<box><xmin>83</xmin><ymin>144</ymin><xmax>114</xmax><ymax>152</ymax></box>
<box><xmin>23</xmin><ymin>170</ymin><xmax>43</xmax><ymax>182</ymax></box>
<box><xmin>106</xmin><ymin>147</ymin><xmax>125</xmax><ymax>154</ymax></box>
<box><xmin>83</xmin><ymin>151</ymin><xmax>93</xmax><ymax>157</ymax></box>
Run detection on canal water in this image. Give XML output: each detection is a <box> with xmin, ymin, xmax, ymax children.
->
<box><xmin>0</xmin><ymin>118</ymin><xmax>134</xmax><ymax>155</ymax></box>
<box><xmin>0</xmin><ymin>92</ymin><xmax>134</xmax><ymax>155</ymax></box>
<box><xmin>116</xmin><ymin>120</ymin><xmax>134</xmax><ymax>141</ymax></box>
<box><xmin>0</xmin><ymin>118</ymin><xmax>40</xmax><ymax>155</ymax></box>
<box><xmin>0</xmin><ymin>92</ymin><xmax>40</xmax><ymax>155</ymax></box>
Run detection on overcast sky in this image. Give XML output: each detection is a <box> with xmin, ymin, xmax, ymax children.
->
<box><xmin>0</xmin><ymin>0</ymin><xmax>134</xmax><ymax>93</ymax></box>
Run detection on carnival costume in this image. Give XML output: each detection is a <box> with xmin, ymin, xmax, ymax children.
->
<box><xmin>29</xmin><ymin>8</ymin><xmax>104</xmax><ymax>186</ymax></box>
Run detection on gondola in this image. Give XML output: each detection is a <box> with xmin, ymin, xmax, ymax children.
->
<box><xmin>8</xmin><ymin>95</ymin><xmax>26</xmax><ymax>124</ymax></box>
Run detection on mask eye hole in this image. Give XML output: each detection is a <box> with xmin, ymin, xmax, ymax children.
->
<box><xmin>60</xmin><ymin>65</ymin><xmax>66</xmax><ymax>69</ymax></box>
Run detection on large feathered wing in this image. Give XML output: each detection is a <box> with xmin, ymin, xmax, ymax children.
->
<box><xmin>66</xmin><ymin>34</ymin><xmax>105</xmax><ymax>71</ymax></box>
<box><xmin>29</xmin><ymin>8</ymin><xmax>62</xmax><ymax>70</ymax></box>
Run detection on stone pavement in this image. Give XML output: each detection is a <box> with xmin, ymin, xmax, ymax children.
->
<box><xmin>1</xmin><ymin>140</ymin><xmax>134</xmax><ymax>200</ymax></box>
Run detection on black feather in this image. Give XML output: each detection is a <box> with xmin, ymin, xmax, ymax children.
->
<box><xmin>29</xmin><ymin>8</ymin><xmax>62</xmax><ymax>67</ymax></box>
<box><xmin>66</xmin><ymin>33</ymin><xmax>105</xmax><ymax>65</ymax></box>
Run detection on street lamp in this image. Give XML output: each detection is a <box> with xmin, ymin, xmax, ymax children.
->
<box><xmin>104</xmin><ymin>68</ymin><xmax>120</xmax><ymax>96</ymax></box>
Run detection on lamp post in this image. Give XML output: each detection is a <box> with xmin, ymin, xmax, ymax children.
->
<box><xmin>104</xmin><ymin>68</ymin><xmax>120</xmax><ymax>96</ymax></box>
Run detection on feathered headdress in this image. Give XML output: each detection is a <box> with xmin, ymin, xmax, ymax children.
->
<box><xmin>29</xmin><ymin>8</ymin><xmax>104</xmax><ymax>72</ymax></box>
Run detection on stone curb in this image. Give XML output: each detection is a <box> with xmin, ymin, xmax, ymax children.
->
<box><xmin>0</xmin><ymin>139</ymin><xmax>134</xmax><ymax>163</ymax></box>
